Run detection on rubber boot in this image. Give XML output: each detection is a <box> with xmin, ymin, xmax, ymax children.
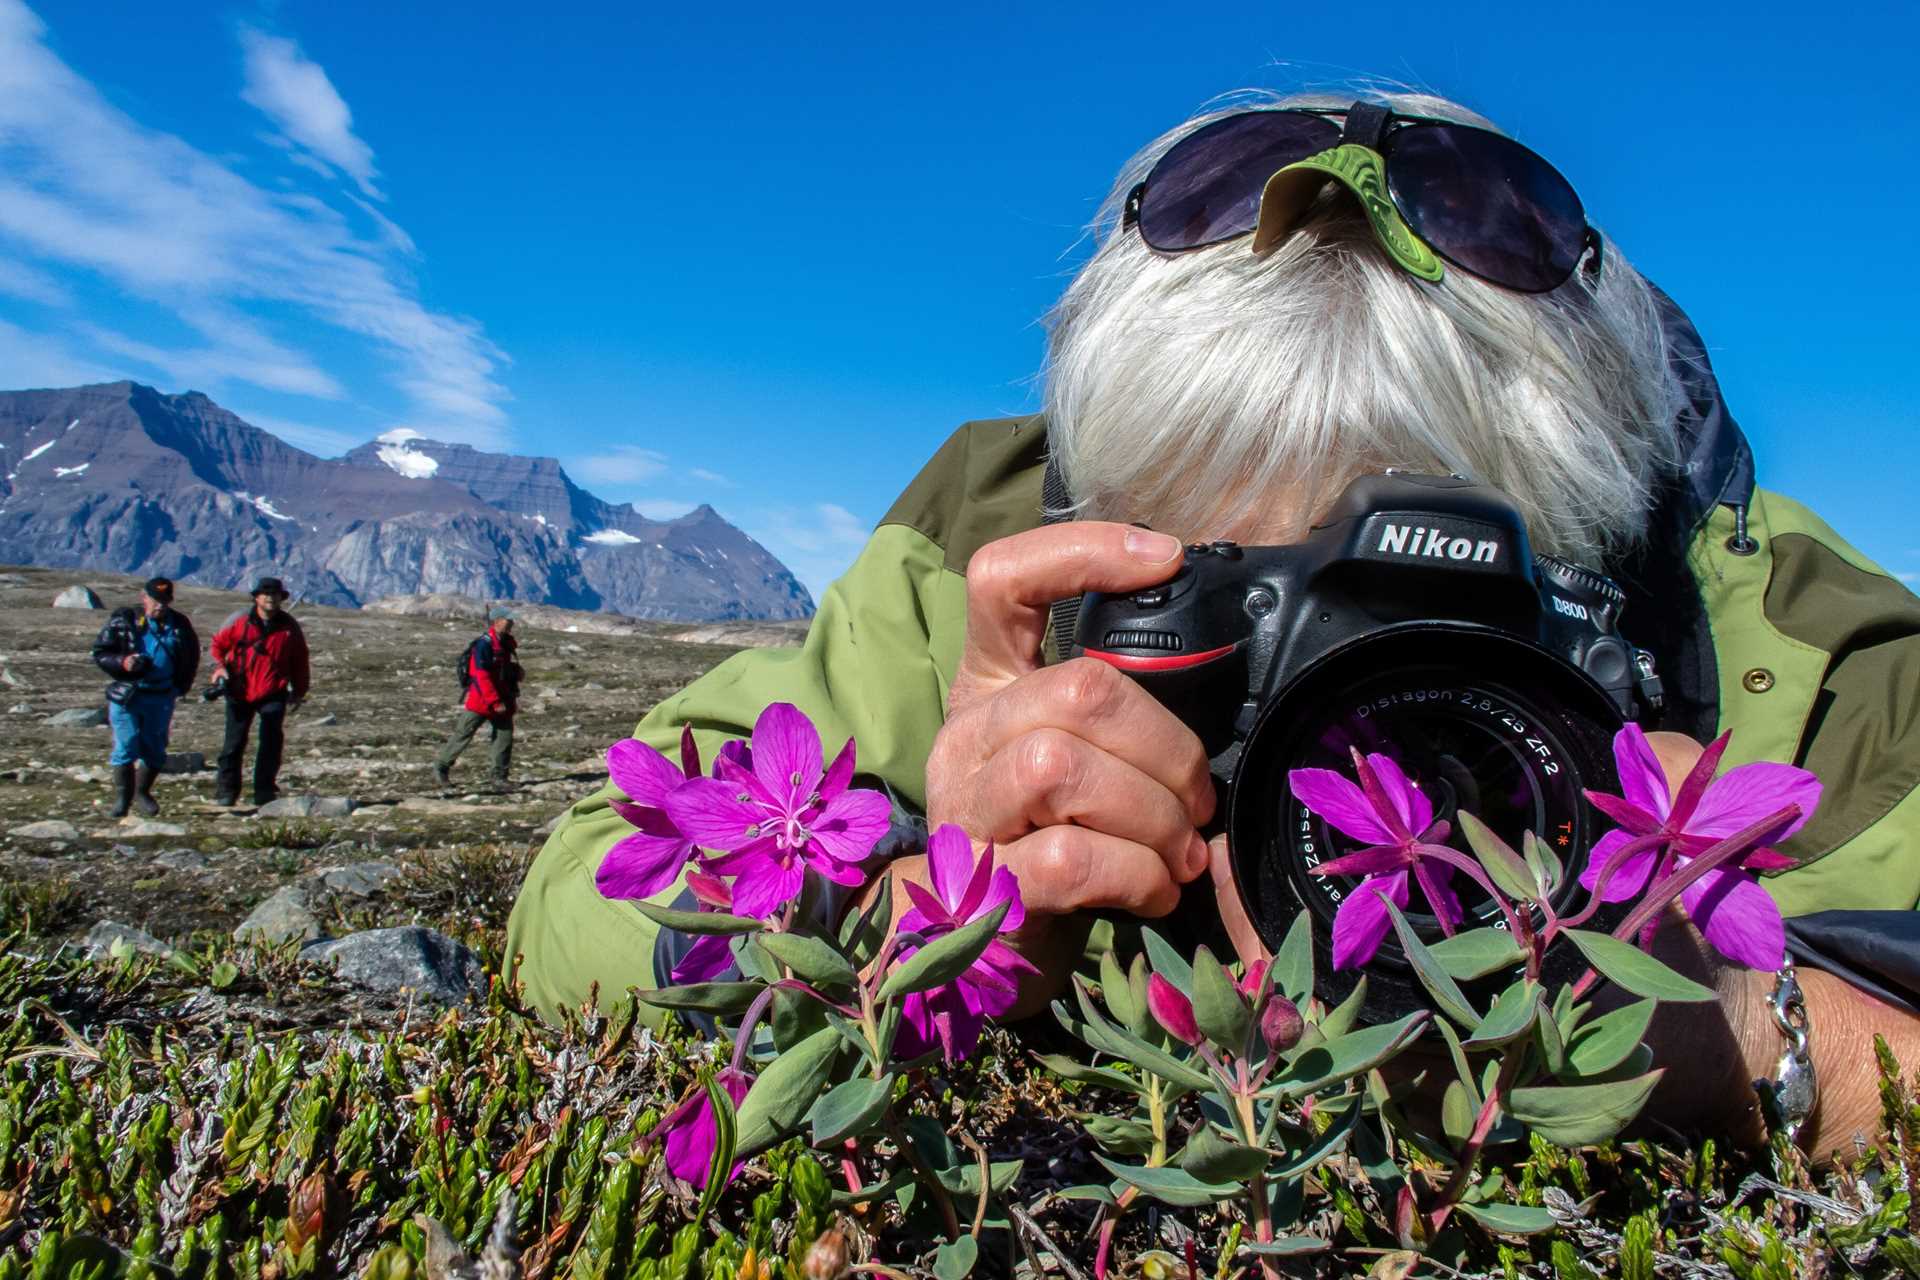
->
<box><xmin>110</xmin><ymin>764</ymin><xmax>135</xmax><ymax>818</ymax></box>
<box><xmin>133</xmin><ymin>765</ymin><xmax>161</xmax><ymax>817</ymax></box>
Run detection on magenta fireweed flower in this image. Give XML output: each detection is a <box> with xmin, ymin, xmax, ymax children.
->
<box><xmin>893</xmin><ymin>825</ymin><xmax>1034</xmax><ymax>1062</ymax></box>
<box><xmin>668</xmin><ymin>869</ymin><xmax>739</xmax><ymax>984</ymax></box>
<box><xmin>1289</xmin><ymin>749</ymin><xmax>1464</xmax><ymax>971</ymax></box>
<box><xmin>1578</xmin><ymin>724</ymin><xmax>1819</xmax><ymax>970</ymax></box>
<box><xmin>665</xmin><ymin>703</ymin><xmax>893</xmax><ymax>919</ymax></box>
<box><xmin>662</xmin><ymin>1066</ymin><xmax>753</xmax><ymax>1186</ymax></box>
<box><xmin>1146</xmin><ymin>973</ymin><xmax>1203</xmax><ymax>1048</ymax></box>
<box><xmin>595</xmin><ymin>725</ymin><xmax>705</xmax><ymax>901</ymax></box>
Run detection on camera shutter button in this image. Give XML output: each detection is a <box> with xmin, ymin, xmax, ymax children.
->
<box><xmin>1131</xmin><ymin>587</ymin><xmax>1170</xmax><ymax>608</ymax></box>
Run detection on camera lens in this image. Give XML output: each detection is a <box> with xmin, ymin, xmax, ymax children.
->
<box><xmin>1227</xmin><ymin>630</ymin><xmax>1622</xmax><ymax>1019</ymax></box>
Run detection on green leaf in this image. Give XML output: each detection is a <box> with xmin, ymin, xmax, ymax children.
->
<box><xmin>932</xmin><ymin>1236</ymin><xmax>977</xmax><ymax>1280</ymax></box>
<box><xmin>1076</xmin><ymin>1112</ymin><xmax>1158</xmax><ymax>1157</ymax></box>
<box><xmin>1506</xmin><ymin>1070</ymin><xmax>1663</xmax><ymax>1146</ymax></box>
<box><xmin>1272</xmin><ymin>1010</ymin><xmax>1427</xmax><ymax>1098</ymax></box>
<box><xmin>1125</xmin><ymin>952</ymin><xmax>1153</xmax><ymax>1038</ymax></box>
<box><xmin>1535</xmin><ymin>994</ymin><xmax>1567</xmax><ymax>1075</ymax></box>
<box><xmin>1522</xmin><ymin>830</ymin><xmax>1563</xmax><ymax>895</ymax></box>
<box><xmin>1189</xmin><ymin>946</ymin><xmax>1250</xmax><ymax>1048</ymax></box>
<box><xmin>1316</xmin><ymin>976</ymin><xmax>1368</xmax><ymax>1042</ymax></box>
<box><xmin>876</xmin><ymin>903</ymin><xmax>1007</xmax><ymax>1000</ymax></box>
<box><xmin>210</xmin><ymin>960</ymin><xmax>239</xmax><ymax>990</ymax></box>
<box><xmin>1426</xmin><ymin>929</ymin><xmax>1527</xmax><ymax>981</ymax></box>
<box><xmin>1464</xmin><ymin>981</ymin><xmax>1541</xmax><ymax>1049</ymax></box>
<box><xmin>807</xmin><ymin>1074</ymin><xmax>893</xmax><ymax>1146</ymax></box>
<box><xmin>695</xmin><ymin>1073</ymin><xmax>737</xmax><ymax>1218</ymax></box>
<box><xmin>1456</xmin><ymin>1201</ymin><xmax>1557</xmax><ymax>1236</ymax></box>
<box><xmin>1061</xmin><ymin>980</ymin><xmax>1216</xmax><ymax>1093</ymax></box>
<box><xmin>1037</xmin><ymin>1053</ymin><xmax>1144</xmax><ymax>1096</ymax></box>
<box><xmin>755</xmin><ymin>931</ymin><xmax>858</xmax><ymax>990</ymax></box>
<box><xmin>1457</xmin><ymin>812</ymin><xmax>1537</xmax><ymax>903</ymax></box>
<box><xmin>1382</xmin><ymin>899</ymin><xmax>1480</xmax><ymax>1029</ymax></box>
<box><xmin>637</xmin><ymin>981</ymin><xmax>765</xmax><ymax>1014</ymax></box>
<box><xmin>1562</xmin><ymin>929</ymin><xmax>1716</xmax><ymax>1002</ymax></box>
<box><xmin>1267</xmin><ymin>1090</ymin><xmax>1363</xmax><ymax>1178</ymax></box>
<box><xmin>1053</xmin><ymin>1183</ymin><xmax>1119</xmax><ymax>1207</ymax></box>
<box><xmin>1243</xmin><ymin>1237</ymin><xmax>1330</xmax><ymax>1257</ymax></box>
<box><xmin>1564</xmin><ymin>999</ymin><xmax>1657</xmax><ymax>1077</ymax></box>
<box><xmin>1442</xmin><ymin>1080</ymin><xmax>1476</xmax><ymax>1145</ymax></box>
<box><xmin>1099</xmin><ymin>950</ymin><xmax>1137</xmax><ymax>1030</ymax></box>
<box><xmin>633</xmin><ymin>901</ymin><xmax>765</xmax><ymax>935</ymax></box>
<box><xmin>837</xmin><ymin>876</ymin><xmax>891</xmax><ymax>967</ymax></box>
<box><xmin>734</xmin><ymin>1028</ymin><xmax>841</xmax><ymax>1155</ymax></box>
<box><xmin>1142</xmin><ymin>927</ymin><xmax>1194</xmax><ymax>995</ymax></box>
<box><xmin>1179</xmin><ymin>1124</ymin><xmax>1269</xmax><ymax>1183</ymax></box>
<box><xmin>1093</xmin><ymin>1155</ymin><xmax>1239</xmax><ymax>1207</ymax></box>
<box><xmin>1273</xmin><ymin>910</ymin><xmax>1314</xmax><ymax>1004</ymax></box>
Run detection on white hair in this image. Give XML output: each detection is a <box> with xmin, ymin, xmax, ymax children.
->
<box><xmin>1042</xmin><ymin>90</ymin><xmax>1683</xmax><ymax>564</ymax></box>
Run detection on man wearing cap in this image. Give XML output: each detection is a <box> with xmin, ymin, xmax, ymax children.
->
<box><xmin>90</xmin><ymin>577</ymin><xmax>200</xmax><ymax>817</ymax></box>
<box><xmin>209</xmin><ymin>576</ymin><xmax>311</xmax><ymax>807</ymax></box>
<box><xmin>435</xmin><ymin>606</ymin><xmax>522</xmax><ymax>788</ymax></box>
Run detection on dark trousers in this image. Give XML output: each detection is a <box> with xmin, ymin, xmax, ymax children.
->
<box><xmin>437</xmin><ymin>710</ymin><xmax>514</xmax><ymax>778</ymax></box>
<box><xmin>217</xmin><ymin>697</ymin><xmax>288</xmax><ymax>802</ymax></box>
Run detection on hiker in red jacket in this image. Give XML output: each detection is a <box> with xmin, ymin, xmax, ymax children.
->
<box><xmin>209</xmin><ymin>576</ymin><xmax>311</xmax><ymax>806</ymax></box>
<box><xmin>434</xmin><ymin>606</ymin><xmax>522</xmax><ymax>788</ymax></box>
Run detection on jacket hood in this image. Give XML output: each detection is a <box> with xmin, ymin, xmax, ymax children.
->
<box><xmin>1648</xmin><ymin>284</ymin><xmax>1754</xmax><ymax>540</ymax></box>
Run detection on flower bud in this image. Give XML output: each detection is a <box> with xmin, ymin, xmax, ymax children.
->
<box><xmin>1259</xmin><ymin>995</ymin><xmax>1304</xmax><ymax>1052</ymax></box>
<box><xmin>1234</xmin><ymin>958</ymin><xmax>1270</xmax><ymax>999</ymax></box>
<box><xmin>803</xmin><ymin>1228</ymin><xmax>849</xmax><ymax>1280</ymax></box>
<box><xmin>1146</xmin><ymin>974</ymin><xmax>1203</xmax><ymax>1047</ymax></box>
<box><xmin>686</xmin><ymin>869</ymin><xmax>732</xmax><ymax>910</ymax></box>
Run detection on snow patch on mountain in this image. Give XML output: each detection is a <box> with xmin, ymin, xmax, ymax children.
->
<box><xmin>21</xmin><ymin>438</ymin><xmax>54</xmax><ymax>463</ymax></box>
<box><xmin>54</xmin><ymin>463</ymin><xmax>88</xmax><ymax>477</ymax></box>
<box><xmin>376</xmin><ymin>437</ymin><xmax>439</xmax><ymax>479</ymax></box>
<box><xmin>236</xmin><ymin>492</ymin><xmax>295</xmax><ymax>522</ymax></box>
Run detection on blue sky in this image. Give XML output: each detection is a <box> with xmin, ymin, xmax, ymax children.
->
<box><xmin>0</xmin><ymin>0</ymin><xmax>1913</xmax><ymax>598</ymax></box>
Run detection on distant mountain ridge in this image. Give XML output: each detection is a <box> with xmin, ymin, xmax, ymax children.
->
<box><xmin>0</xmin><ymin>382</ymin><xmax>814</xmax><ymax>620</ymax></box>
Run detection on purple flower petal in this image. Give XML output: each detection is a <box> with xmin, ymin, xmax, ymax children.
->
<box><xmin>812</xmin><ymin>857</ymin><xmax>870</xmax><ymax>887</ymax></box>
<box><xmin>806</xmin><ymin>788</ymin><xmax>893</xmax><ymax>867</ymax></box>
<box><xmin>596</xmin><ymin>829</ymin><xmax>695</xmax><ymax>900</ymax></box>
<box><xmin>665</xmin><ymin>777</ymin><xmax>769</xmax><ymax>851</ymax></box>
<box><xmin>751</xmin><ymin>702</ymin><xmax>824</xmax><ymax>812</ymax></box>
<box><xmin>980</xmin><ymin>866</ymin><xmax>1026</xmax><ymax>933</ymax></box>
<box><xmin>728</xmin><ymin>857</ymin><xmax>806</xmax><ymax>919</ymax></box>
<box><xmin>1578</xmin><ymin>828</ymin><xmax>1659</xmax><ymax>903</ymax></box>
<box><xmin>1309</xmin><ymin>844</ymin><xmax>1407</xmax><ymax>879</ymax></box>
<box><xmin>1412</xmin><ymin>860</ymin><xmax>1464</xmax><ymax>934</ymax></box>
<box><xmin>608</xmin><ymin>738</ymin><xmax>690</xmax><ymax>808</ymax></box>
<box><xmin>1668</xmin><ymin>732</ymin><xmax>1732</xmax><ymax>828</ymax></box>
<box><xmin>900</xmin><ymin>880</ymin><xmax>954</xmax><ymax>931</ymax></box>
<box><xmin>678</xmin><ymin>725</ymin><xmax>703</xmax><ymax>782</ymax></box>
<box><xmin>1288</xmin><ymin>768</ymin><xmax>1398</xmax><ymax>845</ymax></box>
<box><xmin>663</xmin><ymin>1068</ymin><xmax>753</xmax><ymax>1185</ymax></box>
<box><xmin>1364</xmin><ymin>752</ymin><xmax>1432</xmax><ymax>838</ymax></box>
<box><xmin>1740</xmin><ymin>846</ymin><xmax>1798</xmax><ymax>872</ymax></box>
<box><xmin>1688</xmin><ymin>762</ymin><xmax>1822</xmax><ymax>845</ymax></box>
<box><xmin>925</xmin><ymin>824</ymin><xmax>975</xmax><ymax>911</ymax></box>
<box><xmin>955</xmin><ymin>839</ymin><xmax>997</xmax><ymax>922</ymax></box>
<box><xmin>819</xmin><ymin>737</ymin><xmax>856</xmax><ymax>804</ymax></box>
<box><xmin>685</xmin><ymin>869</ymin><xmax>733</xmax><ymax>910</ymax></box>
<box><xmin>670</xmin><ymin>933</ymin><xmax>735</xmax><ymax>984</ymax></box>
<box><xmin>1611</xmin><ymin>723</ymin><xmax>1672</xmax><ymax>824</ymax></box>
<box><xmin>716</xmin><ymin>739</ymin><xmax>753</xmax><ymax>774</ymax></box>
<box><xmin>1681</xmin><ymin>866</ymin><xmax>1785</xmax><ymax>970</ymax></box>
<box><xmin>1331</xmin><ymin>871</ymin><xmax>1408</xmax><ymax>971</ymax></box>
<box><xmin>713</xmin><ymin>752</ymin><xmax>779</xmax><ymax>812</ymax></box>
<box><xmin>978</xmin><ymin>937</ymin><xmax>1038</xmax><ymax>979</ymax></box>
<box><xmin>1585</xmin><ymin>789</ymin><xmax>1661</xmax><ymax>836</ymax></box>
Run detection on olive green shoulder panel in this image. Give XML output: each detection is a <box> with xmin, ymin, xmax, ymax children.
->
<box><xmin>1693</xmin><ymin>488</ymin><xmax>1920</xmax><ymax>912</ymax></box>
<box><xmin>504</xmin><ymin>522</ymin><xmax>968</xmax><ymax>1018</ymax></box>
<box><xmin>881</xmin><ymin>415</ymin><xmax>1049</xmax><ymax>574</ymax></box>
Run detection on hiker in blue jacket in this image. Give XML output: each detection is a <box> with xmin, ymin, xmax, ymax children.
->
<box><xmin>90</xmin><ymin>577</ymin><xmax>200</xmax><ymax>817</ymax></box>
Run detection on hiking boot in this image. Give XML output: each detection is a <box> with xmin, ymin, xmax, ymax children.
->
<box><xmin>253</xmin><ymin>787</ymin><xmax>279</xmax><ymax>808</ymax></box>
<box><xmin>110</xmin><ymin>764</ymin><xmax>135</xmax><ymax>818</ymax></box>
<box><xmin>433</xmin><ymin>763</ymin><xmax>451</xmax><ymax>786</ymax></box>
<box><xmin>213</xmin><ymin>787</ymin><xmax>238</xmax><ymax>807</ymax></box>
<box><xmin>133</xmin><ymin>765</ymin><xmax>161</xmax><ymax>817</ymax></box>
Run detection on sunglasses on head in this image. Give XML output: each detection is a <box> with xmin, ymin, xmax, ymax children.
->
<box><xmin>1122</xmin><ymin>101</ymin><xmax>1602</xmax><ymax>294</ymax></box>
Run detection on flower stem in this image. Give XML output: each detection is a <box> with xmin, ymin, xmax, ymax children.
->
<box><xmin>1607</xmin><ymin>804</ymin><xmax>1801</xmax><ymax>950</ymax></box>
<box><xmin>1551</xmin><ymin>831</ymin><xmax>1664</xmax><ymax>934</ymax></box>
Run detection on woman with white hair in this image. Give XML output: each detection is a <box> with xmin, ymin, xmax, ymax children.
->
<box><xmin>510</xmin><ymin>90</ymin><xmax>1920</xmax><ymax>1157</ymax></box>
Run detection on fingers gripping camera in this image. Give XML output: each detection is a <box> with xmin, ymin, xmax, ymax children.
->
<box><xmin>1071</xmin><ymin>473</ymin><xmax>1664</xmax><ymax>1017</ymax></box>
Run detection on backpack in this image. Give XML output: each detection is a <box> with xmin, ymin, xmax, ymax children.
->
<box><xmin>455</xmin><ymin>638</ymin><xmax>481</xmax><ymax>690</ymax></box>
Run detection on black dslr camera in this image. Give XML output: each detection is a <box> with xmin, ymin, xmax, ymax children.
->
<box><xmin>1072</xmin><ymin>474</ymin><xmax>1661</xmax><ymax>1016</ymax></box>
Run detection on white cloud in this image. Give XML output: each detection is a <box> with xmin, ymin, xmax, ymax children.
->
<box><xmin>0</xmin><ymin>255</ymin><xmax>68</xmax><ymax>305</ymax></box>
<box><xmin>567</xmin><ymin>445</ymin><xmax>668</xmax><ymax>487</ymax></box>
<box><xmin>689</xmin><ymin>467</ymin><xmax>734</xmax><ymax>488</ymax></box>
<box><xmin>0</xmin><ymin>2</ymin><xmax>510</xmax><ymax>444</ymax></box>
<box><xmin>80</xmin><ymin>303</ymin><xmax>346</xmax><ymax>399</ymax></box>
<box><xmin>238</xmin><ymin>28</ymin><xmax>382</xmax><ymax>200</ymax></box>
<box><xmin>0</xmin><ymin>319</ymin><xmax>122</xmax><ymax>389</ymax></box>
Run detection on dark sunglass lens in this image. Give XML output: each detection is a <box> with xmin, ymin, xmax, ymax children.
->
<box><xmin>1138</xmin><ymin>112</ymin><xmax>1341</xmax><ymax>251</ymax></box>
<box><xmin>1387</xmin><ymin>125</ymin><xmax>1587</xmax><ymax>292</ymax></box>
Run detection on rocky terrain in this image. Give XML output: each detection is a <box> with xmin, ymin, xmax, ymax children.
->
<box><xmin>0</xmin><ymin>561</ymin><xmax>792</xmax><ymax>971</ymax></box>
<box><xmin>0</xmin><ymin>382</ymin><xmax>814</xmax><ymax>620</ymax></box>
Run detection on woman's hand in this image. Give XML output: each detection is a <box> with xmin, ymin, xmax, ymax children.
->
<box><xmin>881</xmin><ymin>522</ymin><xmax>1218</xmax><ymax>1016</ymax></box>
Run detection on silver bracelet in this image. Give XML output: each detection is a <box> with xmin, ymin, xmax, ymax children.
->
<box><xmin>1754</xmin><ymin>961</ymin><xmax>1817</xmax><ymax>1142</ymax></box>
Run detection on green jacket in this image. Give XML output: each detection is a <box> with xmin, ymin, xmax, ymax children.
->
<box><xmin>506</xmin><ymin>415</ymin><xmax>1920</xmax><ymax>1018</ymax></box>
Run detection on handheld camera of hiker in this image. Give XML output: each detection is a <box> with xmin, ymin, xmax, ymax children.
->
<box><xmin>1071</xmin><ymin>473</ymin><xmax>1664</xmax><ymax>1017</ymax></box>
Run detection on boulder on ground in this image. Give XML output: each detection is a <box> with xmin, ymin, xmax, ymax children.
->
<box><xmin>53</xmin><ymin>585</ymin><xmax>102</xmax><ymax>609</ymax></box>
<box><xmin>8</xmin><ymin>703</ymin><xmax>31</xmax><ymax>714</ymax></box>
<box><xmin>10</xmin><ymin>820</ymin><xmax>80</xmax><ymax>840</ymax></box>
<box><xmin>152</xmin><ymin>848</ymin><xmax>209</xmax><ymax>870</ymax></box>
<box><xmin>314</xmin><ymin>861</ymin><xmax>405</xmax><ymax>896</ymax></box>
<box><xmin>256</xmin><ymin>794</ymin><xmax>355</xmax><ymax>819</ymax></box>
<box><xmin>233</xmin><ymin>885</ymin><xmax>323</xmax><ymax>945</ymax></box>
<box><xmin>47</xmin><ymin>707</ymin><xmax>107</xmax><ymax>728</ymax></box>
<box><xmin>115</xmin><ymin>819</ymin><xmax>187</xmax><ymax>837</ymax></box>
<box><xmin>84</xmin><ymin>921</ymin><xmax>173</xmax><ymax>960</ymax></box>
<box><xmin>301</xmin><ymin>927</ymin><xmax>484</xmax><ymax>1005</ymax></box>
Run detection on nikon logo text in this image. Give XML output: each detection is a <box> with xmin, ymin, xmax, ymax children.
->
<box><xmin>1376</xmin><ymin>523</ymin><xmax>1500</xmax><ymax>564</ymax></box>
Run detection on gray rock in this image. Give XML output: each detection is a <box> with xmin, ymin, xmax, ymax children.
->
<box><xmin>8</xmin><ymin>702</ymin><xmax>32</xmax><ymax>714</ymax></box>
<box><xmin>10</xmin><ymin>820</ymin><xmax>80</xmax><ymax>840</ymax></box>
<box><xmin>116</xmin><ymin>819</ymin><xmax>187</xmax><ymax>837</ymax></box>
<box><xmin>47</xmin><ymin>706</ymin><xmax>107</xmax><ymax>728</ymax></box>
<box><xmin>85</xmin><ymin>921</ymin><xmax>173</xmax><ymax>960</ymax></box>
<box><xmin>1</xmin><ymin>667</ymin><xmax>24</xmax><ymax>688</ymax></box>
<box><xmin>53</xmin><ymin>585</ymin><xmax>102</xmax><ymax>609</ymax></box>
<box><xmin>309</xmin><ymin>713</ymin><xmax>338</xmax><ymax>726</ymax></box>
<box><xmin>255</xmin><ymin>794</ymin><xmax>355</xmax><ymax>819</ymax></box>
<box><xmin>301</xmin><ymin>927</ymin><xmax>484</xmax><ymax>1005</ymax></box>
<box><xmin>152</xmin><ymin>848</ymin><xmax>209</xmax><ymax>870</ymax></box>
<box><xmin>314</xmin><ymin>861</ymin><xmax>405</xmax><ymax>896</ymax></box>
<box><xmin>162</xmin><ymin>752</ymin><xmax>206</xmax><ymax>774</ymax></box>
<box><xmin>233</xmin><ymin>886</ymin><xmax>323</xmax><ymax>945</ymax></box>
